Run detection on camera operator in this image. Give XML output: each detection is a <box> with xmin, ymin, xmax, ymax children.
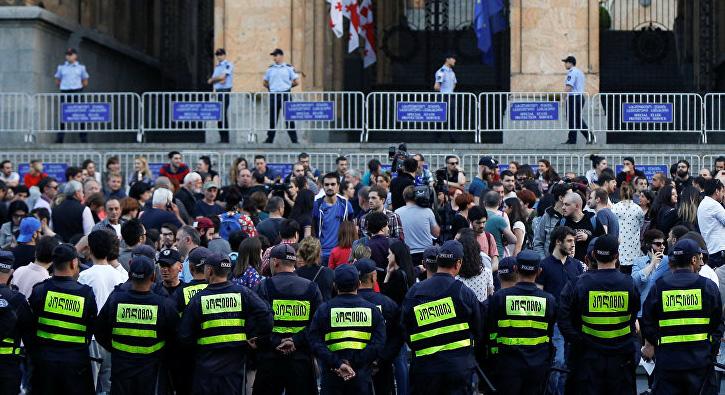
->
<box><xmin>390</xmin><ymin>157</ymin><xmax>418</xmax><ymax>211</ymax></box>
<box><xmin>395</xmin><ymin>185</ymin><xmax>440</xmax><ymax>268</ymax></box>
<box><xmin>435</xmin><ymin>188</ymin><xmax>458</xmax><ymax>242</ymax></box>
<box><xmin>283</xmin><ymin>162</ymin><xmax>318</xmax><ymax>194</ymax></box>
<box><xmin>437</xmin><ymin>155</ymin><xmax>466</xmax><ymax>191</ymax></box>
<box><xmin>269</xmin><ymin>176</ymin><xmax>298</xmax><ymax>215</ymax></box>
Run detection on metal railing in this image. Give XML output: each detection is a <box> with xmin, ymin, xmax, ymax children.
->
<box><xmin>142</xmin><ymin>92</ymin><xmax>253</xmax><ymax>141</ymax></box>
<box><xmin>590</xmin><ymin>93</ymin><xmax>704</xmax><ymax>140</ymax></box>
<box><xmin>365</xmin><ymin>92</ymin><xmax>478</xmax><ymax>142</ymax></box>
<box><xmin>462</xmin><ymin>153</ymin><xmax>583</xmax><ymax>178</ymax></box>
<box><xmin>700</xmin><ymin>155</ymin><xmax>725</xmax><ymax>172</ymax></box>
<box><xmin>102</xmin><ymin>151</ymin><xmax>222</xmax><ymax>183</ymax></box>
<box><xmin>344</xmin><ymin>152</ymin><xmax>460</xmax><ymax>177</ymax></box>
<box><xmin>253</xmin><ymin>92</ymin><xmax>365</xmax><ymax>143</ymax></box>
<box><xmin>221</xmin><ymin>152</ymin><xmax>341</xmax><ymax>184</ymax></box>
<box><xmin>478</xmin><ymin>92</ymin><xmax>590</xmax><ymax>142</ymax></box>
<box><xmin>33</xmin><ymin>93</ymin><xmax>141</xmax><ymax>136</ymax></box>
<box><xmin>581</xmin><ymin>153</ymin><xmax>702</xmax><ymax>174</ymax></box>
<box><xmin>704</xmin><ymin>94</ymin><xmax>725</xmax><ymax>140</ymax></box>
<box><xmin>0</xmin><ymin>93</ymin><xmax>31</xmax><ymax>136</ymax></box>
<box><xmin>3</xmin><ymin>151</ymin><xmax>104</xmax><ymax>183</ymax></box>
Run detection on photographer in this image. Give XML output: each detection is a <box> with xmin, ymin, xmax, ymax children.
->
<box><xmin>437</xmin><ymin>155</ymin><xmax>466</xmax><ymax>192</ymax></box>
<box><xmin>390</xmin><ymin>157</ymin><xmax>418</xmax><ymax>210</ymax></box>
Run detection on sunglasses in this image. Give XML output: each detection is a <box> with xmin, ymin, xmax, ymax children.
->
<box><xmin>448</xmin><ymin>162</ymin><xmax>458</xmax><ymax>165</ymax></box>
<box><xmin>651</xmin><ymin>241</ymin><xmax>664</xmax><ymax>247</ymax></box>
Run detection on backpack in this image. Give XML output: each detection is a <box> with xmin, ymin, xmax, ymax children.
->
<box><xmin>219</xmin><ymin>212</ymin><xmax>242</xmax><ymax>240</ymax></box>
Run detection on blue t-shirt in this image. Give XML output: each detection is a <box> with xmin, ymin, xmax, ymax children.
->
<box><xmin>595</xmin><ymin>208</ymin><xmax>620</xmax><ymax>239</ymax></box>
<box><xmin>194</xmin><ymin>201</ymin><xmax>225</xmax><ymax>218</ymax></box>
<box><xmin>485</xmin><ymin>210</ymin><xmax>508</xmax><ymax>258</ymax></box>
<box><xmin>536</xmin><ymin>255</ymin><xmax>584</xmax><ymax>303</ymax></box>
<box><xmin>313</xmin><ymin>197</ymin><xmax>354</xmax><ymax>255</ymax></box>
<box><xmin>468</xmin><ymin>177</ymin><xmax>487</xmax><ymax>200</ymax></box>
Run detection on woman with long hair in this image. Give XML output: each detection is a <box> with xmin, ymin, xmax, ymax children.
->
<box><xmin>504</xmin><ymin>197</ymin><xmax>529</xmax><ymax>255</ymax></box>
<box><xmin>228</xmin><ymin>157</ymin><xmax>248</xmax><ymax>185</ymax></box>
<box><xmin>127</xmin><ymin>156</ymin><xmax>152</xmax><ymax>186</ymax></box>
<box><xmin>231</xmin><ymin>237</ymin><xmax>264</xmax><ymax>289</ymax></box>
<box><xmin>536</xmin><ymin>159</ymin><xmax>560</xmax><ymax>193</ymax></box>
<box><xmin>456</xmin><ymin>228</ymin><xmax>494</xmax><ymax>302</ymax></box>
<box><xmin>676</xmin><ymin>186</ymin><xmax>701</xmax><ymax>230</ymax></box>
<box><xmin>383</xmin><ymin>240</ymin><xmax>415</xmax><ymax>304</ymax></box>
<box><xmin>650</xmin><ymin>185</ymin><xmax>678</xmax><ymax>237</ymax></box>
<box><xmin>328</xmin><ymin>221</ymin><xmax>357</xmax><ymax>269</ymax></box>
<box><xmin>585</xmin><ymin>155</ymin><xmax>608</xmax><ymax>185</ymax></box>
<box><xmin>612</xmin><ymin>183</ymin><xmax>645</xmax><ymax>272</ymax></box>
<box><xmin>295</xmin><ymin>237</ymin><xmax>334</xmax><ymax>301</ymax></box>
<box><xmin>289</xmin><ymin>176</ymin><xmax>315</xmax><ymax>238</ymax></box>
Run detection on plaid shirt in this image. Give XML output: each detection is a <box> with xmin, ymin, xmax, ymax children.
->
<box><xmin>358</xmin><ymin>208</ymin><xmax>405</xmax><ymax>241</ymax></box>
<box><xmin>260</xmin><ymin>239</ymin><xmax>297</xmax><ymax>276</ymax></box>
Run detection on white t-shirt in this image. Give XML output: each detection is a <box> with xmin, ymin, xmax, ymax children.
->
<box><xmin>700</xmin><ymin>264</ymin><xmax>719</xmax><ymax>286</ymax></box>
<box><xmin>78</xmin><ymin>264</ymin><xmax>128</xmax><ymax>309</ymax></box>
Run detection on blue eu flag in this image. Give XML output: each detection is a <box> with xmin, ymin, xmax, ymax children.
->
<box><xmin>474</xmin><ymin>0</ymin><xmax>507</xmax><ymax>65</ymax></box>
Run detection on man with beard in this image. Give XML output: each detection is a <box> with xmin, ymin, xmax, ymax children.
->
<box><xmin>312</xmin><ymin>173</ymin><xmax>354</xmax><ymax>266</ymax></box>
<box><xmin>175</xmin><ymin>172</ymin><xmax>202</xmax><ymax>218</ymax></box>
<box><xmin>674</xmin><ymin>159</ymin><xmax>693</xmax><ymax>194</ymax></box>
<box><xmin>469</xmin><ymin>156</ymin><xmax>498</xmax><ymax>205</ymax></box>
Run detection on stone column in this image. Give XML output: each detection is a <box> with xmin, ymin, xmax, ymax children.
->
<box><xmin>510</xmin><ymin>0</ymin><xmax>599</xmax><ymax>93</ymax></box>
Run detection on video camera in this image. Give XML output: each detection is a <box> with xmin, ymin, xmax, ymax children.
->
<box><xmin>389</xmin><ymin>143</ymin><xmax>409</xmax><ymax>174</ymax></box>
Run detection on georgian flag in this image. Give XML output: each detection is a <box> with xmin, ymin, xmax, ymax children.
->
<box><xmin>327</xmin><ymin>0</ymin><xmax>344</xmax><ymax>38</ymax></box>
<box><xmin>359</xmin><ymin>0</ymin><xmax>376</xmax><ymax>67</ymax></box>
<box><xmin>343</xmin><ymin>0</ymin><xmax>361</xmax><ymax>53</ymax></box>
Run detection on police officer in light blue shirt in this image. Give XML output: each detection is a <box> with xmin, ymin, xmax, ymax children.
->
<box><xmin>562</xmin><ymin>55</ymin><xmax>594</xmax><ymax>145</ymax></box>
<box><xmin>54</xmin><ymin>48</ymin><xmax>89</xmax><ymax>144</ymax></box>
<box><xmin>434</xmin><ymin>52</ymin><xmax>458</xmax><ymax>143</ymax></box>
<box><xmin>434</xmin><ymin>53</ymin><xmax>457</xmax><ymax>93</ymax></box>
<box><xmin>207</xmin><ymin>48</ymin><xmax>234</xmax><ymax>143</ymax></box>
<box><xmin>263</xmin><ymin>48</ymin><xmax>300</xmax><ymax>144</ymax></box>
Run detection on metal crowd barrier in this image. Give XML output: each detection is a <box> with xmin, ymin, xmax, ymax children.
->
<box><xmin>462</xmin><ymin>153</ymin><xmax>583</xmax><ymax>178</ymax></box>
<box><xmin>253</xmin><ymin>92</ymin><xmax>364</xmax><ymax>143</ymax></box>
<box><xmin>221</xmin><ymin>151</ymin><xmax>341</xmax><ymax>184</ymax></box>
<box><xmin>2</xmin><ymin>151</ymin><xmax>103</xmax><ymax>183</ymax></box>
<box><xmin>365</xmin><ymin>92</ymin><xmax>478</xmax><ymax>142</ymax></box>
<box><xmin>33</xmin><ymin>93</ymin><xmax>141</xmax><ymax>137</ymax></box>
<box><xmin>142</xmin><ymin>92</ymin><xmax>252</xmax><ymax>141</ymax></box>
<box><xmin>700</xmin><ymin>155</ymin><xmax>725</xmax><ymax>172</ymax></box>
<box><xmin>478</xmin><ymin>92</ymin><xmax>589</xmax><ymax>142</ymax></box>
<box><xmin>0</xmin><ymin>93</ymin><xmax>31</xmax><ymax>136</ymax></box>
<box><xmin>102</xmin><ymin>151</ymin><xmax>222</xmax><ymax>184</ymax></box>
<box><xmin>704</xmin><ymin>93</ymin><xmax>725</xmax><ymax>142</ymax></box>
<box><xmin>344</xmin><ymin>153</ymin><xmax>460</xmax><ymax>177</ymax></box>
<box><xmin>581</xmin><ymin>153</ymin><xmax>702</xmax><ymax>175</ymax></box>
<box><xmin>590</xmin><ymin>93</ymin><xmax>704</xmax><ymax>140</ymax></box>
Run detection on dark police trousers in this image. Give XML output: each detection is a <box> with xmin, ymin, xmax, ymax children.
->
<box><xmin>566</xmin><ymin>349</ymin><xmax>636</xmax><ymax>395</ymax></box>
<box><xmin>253</xmin><ymin>355</ymin><xmax>317</xmax><ymax>395</ymax></box>
<box><xmin>410</xmin><ymin>367</ymin><xmax>475</xmax><ymax>395</ymax></box>
<box><xmin>493</xmin><ymin>363</ymin><xmax>548</xmax><ymax>395</ymax></box>
<box><xmin>266</xmin><ymin>91</ymin><xmax>298</xmax><ymax>143</ymax></box>
<box><xmin>56</xmin><ymin>88</ymin><xmax>87</xmax><ymax>143</ymax></box>
<box><xmin>566</xmin><ymin>94</ymin><xmax>589</xmax><ymax>142</ymax></box>
<box><xmin>216</xmin><ymin>88</ymin><xmax>231</xmax><ymax>143</ymax></box>
<box><xmin>321</xmin><ymin>367</ymin><xmax>373</xmax><ymax>395</ymax></box>
<box><xmin>31</xmin><ymin>359</ymin><xmax>95</xmax><ymax>395</ymax></box>
<box><xmin>652</xmin><ymin>366</ymin><xmax>712</xmax><ymax>395</ymax></box>
<box><xmin>0</xmin><ymin>363</ymin><xmax>21</xmax><ymax>395</ymax></box>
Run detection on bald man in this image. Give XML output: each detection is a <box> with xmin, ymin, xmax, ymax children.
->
<box><xmin>559</xmin><ymin>192</ymin><xmax>604</xmax><ymax>261</ymax></box>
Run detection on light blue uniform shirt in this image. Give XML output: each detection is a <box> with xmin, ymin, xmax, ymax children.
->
<box><xmin>264</xmin><ymin>63</ymin><xmax>298</xmax><ymax>92</ymax></box>
<box><xmin>435</xmin><ymin>65</ymin><xmax>457</xmax><ymax>93</ymax></box>
<box><xmin>565</xmin><ymin>66</ymin><xmax>585</xmax><ymax>94</ymax></box>
<box><xmin>212</xmin><ymin>59</ymin><xmax>234</xmax><ymax>90</ymax></box>
<box><xmin>54</xmin><ymin>61</ymin><xmax>89</xmax><ymax>91</ymax></box>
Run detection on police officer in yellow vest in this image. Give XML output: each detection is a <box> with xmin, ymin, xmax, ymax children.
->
<box><xmin>558</xmin><ymin>235</ymin><xmax>640</xmax><ymax>394</ymax></box>
<box><xmin>178</xmin><ymin>252</ymin><xmax>273</xmax><ymax>394</ymax></box>
<box><xmin>27</xmin><ymin>244</ymin><xmax>98</xmax><ymax>395</ymax></box>
<box><xmin>0</xmin><ymin>251</ymin><xmax>32</xmax><ymax>395</ymax></box>
<box><xmin>169</xmin><ymin>247</ymin><xmax>210</xmax><ymax>395</ymax></box>
<box><xmin>641</xmin><ymin>239</ymin><xmax>724</xmax><ymax>394</ymax></box>
<box><xmin>254</xmin><ymin>244</ymin><xmax>323</xmax><ymax>395</ymax></box>
<box><xmin>401</xmin><ymin>240</ymin><xmax>484</xmax><ymax>395</ymax></box>
<box><xmin>486</xmin><ymin>250</ymin><xmax>556</xmax><ymax>395</ymax></box>
<box><xmin>95</xmin><ymin>256</ymin><xmax>180</xmax><ymax>394</ymax></box>
<box><xmin>308</xmin><ymin>264</ymin><xmax>386</xmax><ymax>395</ymax></box>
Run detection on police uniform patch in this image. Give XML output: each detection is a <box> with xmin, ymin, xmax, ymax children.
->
<box><xmin>163</xmin><ymin>250</ymin><xmax>171</xmax><ymax>256</ymax></box>
<box><xmin>0</xmin><ymin>298</ymin><xmax>8</xmax><ymax>308</ymax></box>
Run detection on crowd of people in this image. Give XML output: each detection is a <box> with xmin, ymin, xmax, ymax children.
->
<box><xmin>0</xmin><ymin>148</ymin><xmax>725</xmax><ymax>395</ymax></box>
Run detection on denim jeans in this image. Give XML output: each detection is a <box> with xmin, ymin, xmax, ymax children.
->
<box><xmin>546</xmin><ymin>324</ymin><xmax>567</xmax><ymax>395</ymax></box>
<box><xmin>393</xmin><ymin>345</ymin><xmax>409</xmax><ymax>395</ymax></box>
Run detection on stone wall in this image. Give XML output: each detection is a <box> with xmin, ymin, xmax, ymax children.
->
<box><xmin>510</xmin><ymin>0</ymin><xmax>600</xmax><ymax>93</ymax></box>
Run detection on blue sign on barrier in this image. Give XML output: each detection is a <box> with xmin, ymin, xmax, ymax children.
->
<box><xmin>510</xmin><ymin>102</ymin><xmax>559</xmax><ymax>121</ymax></box>
<box><xmin>149</xmin><ymin>163</ymin><xmax>164</xmax><ymax>181</ymax></box>
<box><xmin>622</xmin><ymin>103</ymin><xmax>673</xmax><ymax>123</ymax></box>
<box><xmin>284</xmin><ymin>101</ymin><xmax>335</xmax><ymax>121</ymax></box>
<box><xmin>172</xmin><ymin>102</ymin><xmax>222</xmax><ymax>122</ymax></box>
<box><xmin>268</xmin><ymin>163</ymin><xmax>294</xmax><ymax>179</ymax></box>
<box><xmin>615</xmin><ymin>164</ymin><xmax>668</xmax><ymax>182</ymax></box>
<box><xmin>18</xmin><ymin>163</ymin><xmax>68</xmax><ymax>182</ymax></box>
<box><xmin>61</xmin><ymin>103</ymin><xmax>111</xmax><ymax>123</ymax></box>
<box><xmin>396</xmin><ymin>102</ymin><xmax>447</xmax><ymax>122</ymax></box>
